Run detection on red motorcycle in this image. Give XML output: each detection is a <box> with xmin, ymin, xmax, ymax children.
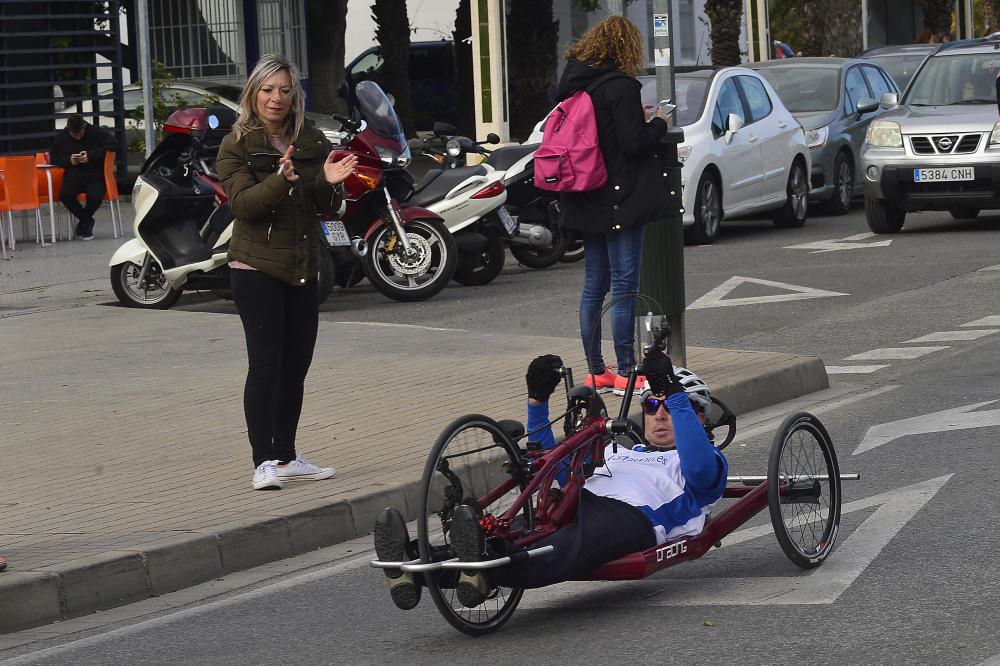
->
<box><xmin>320</xmin><ymin>82</ymin><xmax>457</xmax><ymax>302</ymax></box>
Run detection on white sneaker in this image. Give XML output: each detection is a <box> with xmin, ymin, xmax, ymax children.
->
<box><xmin>277</xmin><ymin>455</ymin><xmax>336</xmax><ymax>481</ymax></box>
<box><xmin>252</xmin><ymin>460</ymin><xmax>283</xmax><ymax>490</ymax></box>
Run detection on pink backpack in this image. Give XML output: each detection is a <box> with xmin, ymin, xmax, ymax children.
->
<box><xmin>534</xmin><ymin>86</ymin><xmax>608</xmax><ymax>193</ymax></box>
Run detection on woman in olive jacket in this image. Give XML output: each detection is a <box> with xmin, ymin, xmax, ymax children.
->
<box><xmin>217</xmin><ymin>54</ymin><xmax>358</xmax><ymax>490</ymax></box>
<box><xmin>557</xmin><ymin>16</ymin><xmax>674</xmax><ymax>396</ymax></box>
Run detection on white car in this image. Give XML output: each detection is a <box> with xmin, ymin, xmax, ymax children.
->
<box><xmin>642</xmin><ymin>67</ymin><xmax>811</xmax><ymax>244</ymax></box>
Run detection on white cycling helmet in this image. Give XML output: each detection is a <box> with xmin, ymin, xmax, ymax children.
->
<box><xmin>641</xmin><ymin>366</ymin><xmax>712</xmax><ymax>413</ymax></box>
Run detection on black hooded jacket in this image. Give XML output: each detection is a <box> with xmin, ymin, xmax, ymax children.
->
<box><xmin>555</xmin><ymin>59</ymin><xmax>673</xmax><ymax>235</ymax></box>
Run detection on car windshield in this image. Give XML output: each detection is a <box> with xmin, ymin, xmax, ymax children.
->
<box><xmin>905</xmin><ymin>52</ymin><xmax>1000</xmax><ymax>105</ymax></box>
<box><xmin>674</xmin><ymin>77</ymin><xmax>709</xmax><ymax>126</ymax></box>
<box><xmin>755</xmin><ymin>67</ymin><xmax>840</xmax><ymax>112</ymax></box>
<box><xmin>867</xmin><ymin>54</ymin><xmax>928</xmax><ymax>91</ymax></box>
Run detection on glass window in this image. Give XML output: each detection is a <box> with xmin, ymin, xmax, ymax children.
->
<box><xmin>905</xmin><ymin>53</ymin><xmax>1000</xmax><ymax>106</ymax></box>
<box><xmin>844</xmin><ymin>66</ymin><xmax>871</xmax><ymax>113</ymax></box>
<box><xmin>675</xmin><ymin>76</ymin><xmax>709</xmax><ymax>126</ymax></box>
<box><xmin>738</xmin><ymin>76</ymin><xmax>773</xmax><ymax>123</ymax></box>
<box><xmin>714</xmin><ymin>78</ymin><xmax>745</xmax><ymax>137</ymax></box>
<box><xmin>755</xmin><ymin>67</ymin><xmax>840</xmax><ymax>112</ymax></box>
<box><xmin>350</xmin><ymin>51</ymin><xmax>384</xmax><ymax>81</ymax></box>
<box><xmin>862</xmin><ymin>65</ymin><xmax>893</xmax><ymax>100</ymax></box>
<box><xmin>868</xmin><ymin>54</ymin><xmax>928</xmax><ymax>91</ymax></box>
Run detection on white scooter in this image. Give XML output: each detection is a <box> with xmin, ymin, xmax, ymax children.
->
<box><xmin>109</xmin><ymin>107</ymin><xmax>333</xmax><ymax>309</ymax></box>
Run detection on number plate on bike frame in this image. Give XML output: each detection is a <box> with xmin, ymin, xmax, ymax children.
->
<box><xmin>321</xmin><ymin>219</ymin><xmax>351</xmax><ymax>247</ymax></box>
<box><xmin>497</xmin><ymin>206</ymin><xmax>518</xmax><ymax>237</ymax></box>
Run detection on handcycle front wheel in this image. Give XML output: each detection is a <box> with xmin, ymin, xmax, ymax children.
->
<box><xmin>767</xmin><ymin>411</ymin><xmax>842</xmax><ymax>569</ymax></box>
<box><xmin>417</xmin><ymin>414</ymin><xmax>532</xmax><ymax>636</ymax></box>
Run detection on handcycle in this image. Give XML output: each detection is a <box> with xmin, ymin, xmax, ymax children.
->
<box><xmin>372</xmin><ymin>314</ymin><xmax>859</xmax><ymax>636</ymax></box>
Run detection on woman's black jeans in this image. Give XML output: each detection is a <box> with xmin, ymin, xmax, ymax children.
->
<box><xmin>231</xmin><ymin>269</ymin><xmax>318</xmax><ymax>468</ymax></box>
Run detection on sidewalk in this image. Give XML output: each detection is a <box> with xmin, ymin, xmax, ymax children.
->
<box><xmin>0</xmin><ymin>212</ymin><xmax>830</xmax><ymax>634</ymax></box>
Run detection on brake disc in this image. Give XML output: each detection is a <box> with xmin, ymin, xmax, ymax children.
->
<box><xmin>387</xmin><ymin>233</ymin><xmax>432</xmax><ymax>277</ymax></box>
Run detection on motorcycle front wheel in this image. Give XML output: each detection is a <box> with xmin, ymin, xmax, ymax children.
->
<box><xmin>363</xmin><ymin>218</ymin><xmax>457</xmax><ymax>302</ymax></box>
<box><xmin>111</xmin><ymin>259</ymin><xmax>182</xmax><ymax>309</ymax></box>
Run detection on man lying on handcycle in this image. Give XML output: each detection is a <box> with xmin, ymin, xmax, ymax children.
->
<box><xmin>373</xmin><ymin>351</ymin><xmax>728</xmax><ymax>610</ymax></box>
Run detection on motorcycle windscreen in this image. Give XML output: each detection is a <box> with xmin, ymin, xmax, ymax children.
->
<box><xmin>139</xmin><ymin>132</ymin><xmax>193</xmax><ymax>177</ymax></box>
<box><xmin>355</xmin><ymin>81</ymin><xmax>408</xmax><ymax>155</ymax></box>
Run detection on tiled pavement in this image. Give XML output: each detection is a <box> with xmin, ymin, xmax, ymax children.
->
<box><xmin>0</xmin><ymin>208</ymin><xmax>829</xmax><ymax>633</ymax></box>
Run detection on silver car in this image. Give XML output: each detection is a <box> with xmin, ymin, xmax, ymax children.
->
<box><xmin>862</xmin><ymin>38</ymin><xmax>1000</xmax><ymax>233</ymax></box>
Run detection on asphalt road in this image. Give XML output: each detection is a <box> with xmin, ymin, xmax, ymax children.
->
<box><xmin>4</xmin><ymin>204</ymin><xmax>1000</xmax><ymax>664</ymax></box>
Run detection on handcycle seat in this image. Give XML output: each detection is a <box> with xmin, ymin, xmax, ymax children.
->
<box><xmin>496</xmin><ymin>419</ymin><xmax>525</xmax><ymax>442</ymax></box>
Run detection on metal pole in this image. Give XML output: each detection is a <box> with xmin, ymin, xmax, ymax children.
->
<box><xmin>607</xmin><ymin>0</ymin><xmax>624</xmax><ymax>16</ymax></box>
<box><xmin>757</xmin><ymin>0</ymin><xmax>769</xmax><ymax>61</ymax></box>
<box><xmin>136</xmin><ymin>0</ymin><xmax>155</xmax><ymax>158</ymax></box>
<box><xmin>862</xmin><ymin>0</ymin><xmax>869</xmax><ymax>51</ymax></box>
<box><xmin>744</xmin><ymin>0</ymin><xmax>755</xmax><ymax>62</ymax></box>
<box><xmin>639</xmin><ymin>0</ymin><xmax>686</xmax><ymax>366</ymax></box>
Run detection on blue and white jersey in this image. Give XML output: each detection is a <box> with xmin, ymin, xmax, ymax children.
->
<box><xmin>529</xmin><ymin>391</ymin><xmax>728</xmax><ymax>545</ymax></box>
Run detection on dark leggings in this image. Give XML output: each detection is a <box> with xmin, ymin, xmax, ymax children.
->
<box><xmin>231</xmin><ymin>269</ymin><xmax>318</xmax><ymax>468</ymax></box>
<box><xmin>491</xmin><ymin>490</ymin><xmax>656</xmax><ymax>589</ymax></box>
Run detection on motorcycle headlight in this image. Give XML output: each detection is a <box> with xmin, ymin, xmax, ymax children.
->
<box><xmin>805</xmin><ymin>125</ymin><xmax>829</xmax><ymax>151</ymax></box>
<box><xmin>375</xmin><ymin>144</ymin><xmax>399</xmax><ymax>165</ymax></box>
<box><xmin>865</xmin><ymin>120</ymin><xmax>903</xmax><ymax>148</ymax></box>
<box><xmin>677</xmin><ymin>145</ymin><xmax>692</xmax><ymax>163</ymax></box>
<box><xmin>445</xmin><ymin>139</ymin><xmax>462</xmax><ymax>157</ymax></box>
<box><xmin>397</xmin><ymin>143</ymin><xmax>411</xmax><ymax>168</ymax></box>
<box><xmin>990</xmin><ymin>121</ymin><xmax>1000</xmax><ymax>145</ymax></box>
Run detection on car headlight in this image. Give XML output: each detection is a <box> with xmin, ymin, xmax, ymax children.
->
<box><xmin>865</xmin><ymin>120</ymin><xmax>903</xmax><ymax>148</ymax></box>
<box><xmin>677</xmin><ymin>145</ymin><xmax>692</xmax><ymax>162</ymax></box>
<box><xmin>990</xmin><ymin>122</ymin><xmax>1000</xmax><ymax>145</ymax></box>
<box><xmin>805</xmin><ymin>125</ymin><xmax>829</xmax><ymax>151</ymax></box>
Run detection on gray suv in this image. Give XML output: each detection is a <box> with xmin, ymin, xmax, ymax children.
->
<box><xmin>862</xmin><ymin>38</ymin><xmax>1000</xmax><ymax>233</ymax></box>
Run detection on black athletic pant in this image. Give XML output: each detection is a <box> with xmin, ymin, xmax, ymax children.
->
<box><xmin>491</xmin><ymin>489</ymin><xmax>656</xmax><ymax>589</ymax></box>
<box><xmin>59</xmin><ymin>171</ymin><xmax>105</xmax><ymax>236</ymax></box>
<box><xmin>231</xmin><ymin>269</ymin><xmax>319</xmax><ymax>468</ymax></box>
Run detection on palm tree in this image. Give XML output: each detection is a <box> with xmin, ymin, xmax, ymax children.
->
<box><xmin>923</xmin><ymin>0</ymin><xmax>956</xmax><ymax>40</ymax></box>
<box><xmin>704</xmin><ymin>0</ymin><xmax>743</xmax><ymax>66</ymax></box>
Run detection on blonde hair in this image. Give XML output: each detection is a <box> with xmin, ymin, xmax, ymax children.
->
<box><xmin>232</xmin><ymin>54</ymin><xmax>306</xmax><ymax>141</ymax></box>
<box><xmin>566</xmin><ymin>16</ymin><xmax>645</xmax><ymax>78</ymax></box>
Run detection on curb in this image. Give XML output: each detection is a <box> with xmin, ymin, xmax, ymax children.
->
<box><xmin>0</xmin><ymin>356</ymin><xmax>829</xmax><ymax>635</ymax></box>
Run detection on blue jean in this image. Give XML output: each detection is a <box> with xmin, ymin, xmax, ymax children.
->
<box><xmin>579</xmin><ymin>225</ymin><xmax>644</xmax><ymax>374</ymax></box>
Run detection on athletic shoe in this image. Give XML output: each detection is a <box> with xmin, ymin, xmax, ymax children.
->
<box><xmin>451</xmin><ymin>504</ymin><xmax>490</xmax><ymax>608</ymax></box>
<box><xmin>613</xmin><ymin>373</ymin><xmax>647</xmax><ymax>396</ymax></box>
<box><xmin>276</xmin><ymin>455</ymin><xmax>336</xmax><ymax>481</ymax></box>
<box><xmin>80</xmin><ymin>234</ymin><xmax>94</xmax><ymax>241</ymax></box>
<box><xmin>0</xmin><ymin>555</ymin><xmax>7</xmax><ymax>572</ymax></box>
<box><xmin>252</xmin><ymin>460</ymin><xmax>283</xmax><ymax>490</ymax></box>
<box><xmin>583</xmin><ymin>368</ymin><xmax>619</xmax><ymax>393</ymax></box>
<box><xmin>373</xmin><ymin>508</ymin><xmax>421</xmax><ymax>610</ymax></box>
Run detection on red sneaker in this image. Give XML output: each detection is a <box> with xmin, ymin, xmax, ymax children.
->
<box><xmin>583</xmin><ymin>368</ymin><xmax>619</xmax><ymax>393</ymax></box>
<box><xmin>613</xmin><ymin>374</ymin><xmax>646</xmax><ymax>396</ymax></box>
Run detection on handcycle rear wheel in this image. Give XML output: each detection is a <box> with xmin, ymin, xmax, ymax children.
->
<box><xmin>767</xmin><ymin>412</ymin><xmax>842</xmax><ymax>569</ymax></box>
<box><xmin>417</xmin><ymin>414</ymin><xmax>531</xmax><ymax>636</ymax></box>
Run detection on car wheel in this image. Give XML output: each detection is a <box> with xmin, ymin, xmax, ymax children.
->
<box><xmin>865</xmin><ymin>195</ymin><xmax>905</xmax><ymax>234</ymax></box>
<box><xmin>949</xmin><ymin>207</ymin><xmax>980</xmax><ymax>220</ymax></box>
<box><xmin>828</xmin><ymin>152</ymin><xmax>854</xmax><ymax>215</ymax></box>
<box><xmin>685</xmin><ymin>171</ymin><xmax>721</xmax><ymax>245</ymax></box>
<box><xmin>773</xmin><ymin>159</ymin><xmax>808</xmax><ymax>228</ymax></box>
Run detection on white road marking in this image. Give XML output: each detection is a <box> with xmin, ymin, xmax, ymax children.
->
<box><xmin>854</xmin><ymin>400</ymin><xmax>1000</xmax><ymax>455</ymax></box>
<box><xmin>903</xmin><ymin>329</ymin><xmax>998</xmax><ymax>343</ymax></box>
<box><xmin>845</xmin><ymin>347</ymin><xmax>948</xmax><ymax>361</ymax></box>
<box><xmin>825</xmin><ymin>365</ymin><xmax>890</xmax><ymax>374</ymax></box>
<box><xmin>784</xmin><ymin>232</ymin><xmax>893</xmax><ymax>254</ymax></box>
<box><xmin>962</xmin><ymin>316</ymin><xmax>1000</xmax><ymax>327</ymax></box>
<box><xmin>333</xmin><ymin>321</ymin><xmax>467</xmax><ymax>333</ymax></box>
<box><xmin>977</xmin><ymin>264</ymin><xmax>1000</xmax><ymax>272</ymax></box>
<box><xmin>688</xmin><ymin>276</ymin><xmax>848</xmax><ymax>310</ymax></box>
<box><xmin>519</xmin><ymin>475</ymin><xmax>951</xmax><ymax>608</ymax></box>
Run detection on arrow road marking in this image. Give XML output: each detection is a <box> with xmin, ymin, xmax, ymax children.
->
<box><xmin>854</xmin><ymin>400</ymin><xmax>1000</xmax><ymax>455</ymax></box>
<box><xmin>519</xmin><ymin>475</ymin><xmax>951</xmax><ymax>608</ymax></box>
<box><xmin>688</xmin><ymin>276</ymin><xmax>848</xmax><ymax>309</ymax></box>
<box><xmin>962</xmin><ymin>315</ymin><xmax>1000</xmax><ymax>327</ymax></box>
<box><xmin>784</xmin><ymin>232</ymin><xmax>893</xmax><ymax>253</ymax></box>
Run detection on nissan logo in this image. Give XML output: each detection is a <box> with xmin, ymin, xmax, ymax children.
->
<box><xmin>936</xmin><ymin>137</ymin><xmax>954</xmax><ymax>151</ymax></box>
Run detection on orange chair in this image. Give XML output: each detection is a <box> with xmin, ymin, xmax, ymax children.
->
<box><xmin>35</xmin><ymin>152</ymin><xmax>60</xmax><ymax>243</ymax></box>
<box><xmin>0</xmin><ymin>159</ymin><xmax>9</xmax><ymax>259</ymax></box>
<box><xmin>64</xmin><ymin>151</ymin><xmax>122</xmax><ymax>239</ymax></box>
<box><xmin>0</xmin><ymin>155</ymin><xmax>45</xmax><ymax>249</ymax></box>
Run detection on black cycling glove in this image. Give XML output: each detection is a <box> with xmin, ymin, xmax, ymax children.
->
<box><xmin>642</xmin><ymin>348</ymin><xmax>683</xmax><ymax>397</ymax></box>
<box><xmin>526</xmin><ymin>354</ymin><xmax>563</xmax><ymax>402</ymax></box>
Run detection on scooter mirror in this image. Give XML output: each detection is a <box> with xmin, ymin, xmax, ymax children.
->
<box><xmin>485</xmin><ymin>132</ymin><xmax>501</xmax><ymax>144</ymax></box>
<box><xmin>208</xmin><ymin>114</ymin><xmax>220</xmax><ymax>129</ymax></box>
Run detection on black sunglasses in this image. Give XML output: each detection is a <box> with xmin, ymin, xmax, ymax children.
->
<box><xmin>641</xmin><ymin>396</ymin><xmax>671</xmax><ymax>415</ymax></box>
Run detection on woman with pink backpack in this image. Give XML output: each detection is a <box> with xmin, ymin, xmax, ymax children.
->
<box><xmin>553</xmin><ymin>16</ymin><xmax>674</xmax><ymax>395</ymax></box>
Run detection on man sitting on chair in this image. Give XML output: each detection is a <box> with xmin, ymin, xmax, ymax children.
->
<box><xmin>50</xmin><ymin>114</ymin><xmax>113</xmax><ymax>240</ymax></box>
<box><xmin>373</xmin><ymin>352</ymin><xmax>728</xmax><ymax>610</ymax></box>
